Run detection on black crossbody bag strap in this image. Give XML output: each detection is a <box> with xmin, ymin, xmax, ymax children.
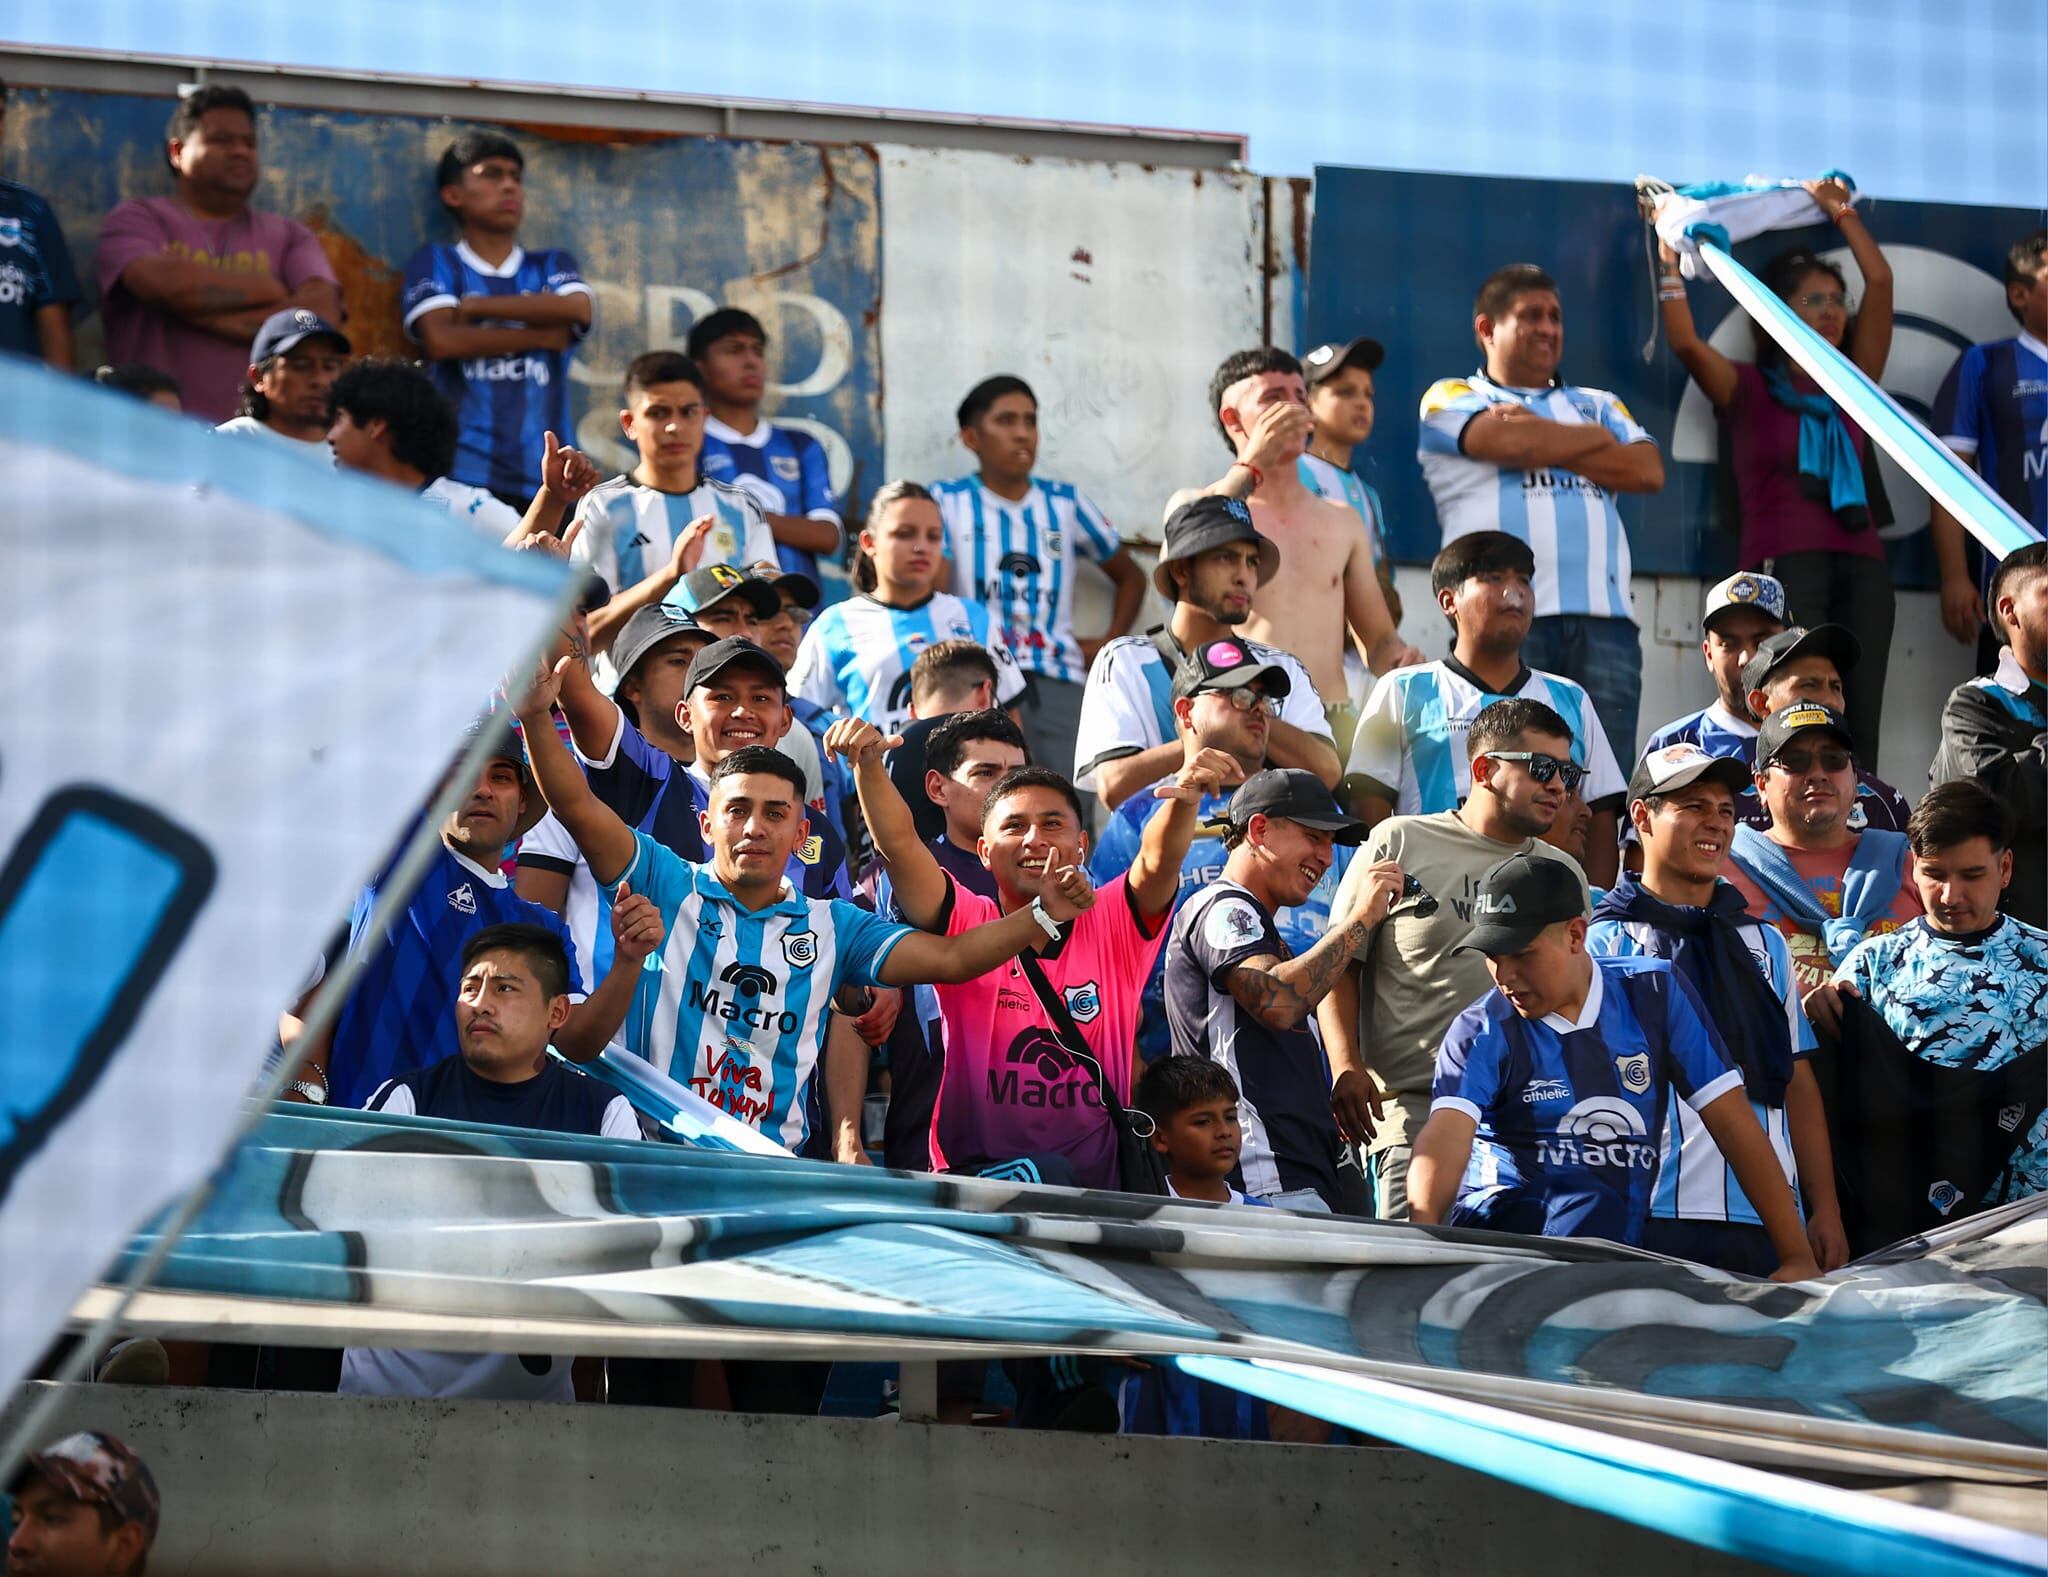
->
<box><xmin>1016</xmin><ymin>953</ymin><xmax>1147</xmax><ymax>1135</ymax></box>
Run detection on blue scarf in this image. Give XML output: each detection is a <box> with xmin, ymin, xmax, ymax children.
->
<box><xmin>1728</xmin><ymin>824</ymin><xmax>1908</xmax><ymax>966</ymax></box>
<box><xmin>1592</xmin><ymin>876</ymin><xmax>1793</xmax><ymax>1106</ymax></box>
<box><xmin>1761</xmin><ymin>367</ymin><xmax>1868</xmax><ymax>525</ymax></box>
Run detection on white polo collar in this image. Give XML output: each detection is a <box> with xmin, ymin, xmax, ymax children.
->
<box><xmin>1540</xmin><ymin>957</ymin><xmax>1604</xmax><ymax>1034</ymax></box>
<box><xmin>455</xmin><ymin>239</ymin><xmax>526</xmax><ymax>279</ymax></box>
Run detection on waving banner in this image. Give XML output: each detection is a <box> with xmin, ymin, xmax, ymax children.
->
<box><xmin>0</xmin><ymin>359</ymin><xmax>569</xmax><ymax>1410</ymax></box>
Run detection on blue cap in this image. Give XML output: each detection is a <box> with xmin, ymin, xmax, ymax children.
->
<box><xmin>250</xmin><ymin>307</ymin><xmax>351</xmax><ymax>364</ymax></box>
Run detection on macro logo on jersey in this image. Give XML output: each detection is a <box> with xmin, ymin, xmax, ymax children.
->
<box><xmin>1614</xmin><ymin>1053</ymin><xmax>1652</xmax><ymax>1095</ymax></box>
<box><xmin>1928</xmin><ymin>1180</ymin><xmax>1963</xmax><ymax>1217</ymax></box>
<box><xmin>997</xmin><ymin>552</ymin><xmax>1039</xmax><ymax>583</ymax></box>
<box><xmin>688</xmin><ymin>962</ymin><xmax>800</xmax><ymax>1037</ymax></box>
<box><xmin>987</xmin><ymin>1028</ymin><xmax>1103</xmax><ymax>1110</ymax></box>
<box><xmin>1541</xmin><ymin>1097</ymin><xmax>1656</xmax><ymax>1171</ymax></box>
<box><xmin>1062</xmin><ymin>982</ymin><xmax>1102</xmax><ymax>1025</ymax></box>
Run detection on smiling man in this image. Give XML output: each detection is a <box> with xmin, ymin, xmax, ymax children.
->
<box><xmin>1589</xmin><ymin>744</ymin><xmax>1846</xmax><ymax>1275</ymax></box>
<box><xmin>1418</xmin><ymin>264</ymin><xmax>1665</xmax><ymax>760</ymax></box>
<box><xmin>1408</xmin><ymin>854</ymin><xmax>1820</xmax><ymax>1280</ymax></box>
<box><xmin>1165</xmin><ymin>769</ymin><xmax>1399</xmax><ymax>1212</ymax></box>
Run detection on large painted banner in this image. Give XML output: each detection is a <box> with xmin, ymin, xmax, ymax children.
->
<box><xmin>0</xmin><ymin>358</ymin><xmax>567</xmax><ymax>1409</ymax></box>
<box><xmin>1306</xmin><ymin>165</ymin><xmax>2044</xmax><ymax>583</ymax></box>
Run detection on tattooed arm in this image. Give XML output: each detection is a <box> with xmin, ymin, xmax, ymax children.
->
<box><xmin>1219</xmin><ymin>859</ymin><xmax>1404</xmax><ymax>1031</ymax></box>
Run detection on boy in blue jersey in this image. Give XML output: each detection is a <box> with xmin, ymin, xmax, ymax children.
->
<box><xmin>1417</xmin><ymin>264</ymin><xmax>1665</xmax><ymax>760</ymax></box>
<box><xmin>1343</xmin><ymin>531</ymin><xmax>1624</xmax><ymax>886</ymax></box>
<box><xmin>1299</xmin><ymin>336</ymin><xmax>1402</xmax><ymax>623</ymax></box>
<box><xmin>1409</xmin><ymin>855</ymin><xmax>1820</xmax><ymax>1281</ymax></box>
<box><xmin>1931</xmin><ymin>230</ymin><xmax>2048</xmax><ymax>673</ymax></box>
<box><xmin>0</xmin><ymin>78</ymin><xmax>80</xmax><ymax>368</ymax></box>
<box><xmin>572</xmin><ymin>351</ymin><xmax>778</xmax><ymax>678</ymax></box>
<box><xmin>289</xmin><ymin>719</ymin><xmax>663</xmax><ymax>1110</ymax></box>
<box><xmin>341</xmin><ymin>924</ymin><xmax>643</xmax><ymax>1403</ymax></box>
<box><xmin>689</xmin><ymin>307</ymin><xmax>843</xmax><ymax>582</ymax></box>
<box><xmin>933</xmin><ymin>375</ymin><xmax>1148</xmax><ymax>779</ymax></box>
<box><xmin>403</xmin><ymin>131</ymin><xmax>592</xmax><ymax>507</ymax></box>
<box><xmin>1589</xmin><ymin>744</ymin><xmax>1846</xmax><ymax>1276</ymax></box>
<box><xmin>514</xmin><ymin>653</ymin><xmax>1098</xmax><ymax>1146</ymax></box>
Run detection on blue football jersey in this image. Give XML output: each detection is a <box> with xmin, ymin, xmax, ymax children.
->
<box><xmin>402</xmin><ymin>240</ymin><xmax>591</xmax><ymax>497</ymax></box>
<box><xmin>1432</xmin><ymin>955</ymin><xmax>1742</xmax><ymax>1245</ymax></box>
<box><xmin>0</xmin><ymin>179</ymin><xmax>81</xmax><ymax>356</ymax></box>
<box><xmin>328</xmin><ymin>841</ymin><xmax>585</xmax><ymax>1110</ymax></box>
<box><xmin>1933</xmin><ymin>335</ymin><xmax>2048</xmax><ymax>602</ymax></box>
<box><xmin>699</xmin><ymin>415</ymin><xmax>843</xmax><ymax>582</ymax></box>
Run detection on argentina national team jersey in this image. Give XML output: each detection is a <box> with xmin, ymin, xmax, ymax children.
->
<box><xmin>571</xmin><ymin>476</ymin><xmax>776</xmax><ymax>654</ymax></box>
<box><xmin>612</xmin><ymin>831</ymin><xmax>910</xmax><ymax>1146</ymax></box>
<box><xmin>1418</xmin><ymin>372</ymin><xmax>1652</xmax><ymax>622</ymax></box>
<box><xmin>1347</xmin><ymin>658</ymin><xmax>1625</xmax><ymax>815</ymax></box>
<box><xmin>1432</xmin><ymin>955</ymin><xmax>1742</xmax><ymax>1245</ymax></box>
<box><xmin>1296</xmin><ymin>454</ymin><xmax>1391</xmax><ymax>563</ymax></box>
<box><xmin>789</xmin><ymin>592</ymin><xmax>1027</xmax><ymax>735</ymax></box>
<box><xmin>1586</xmin><ymin>911</ymin><xmax>1810</xmax><ymax>1226</ymax></box>
<box><xmin>402</xmin><ymin>240</ymin><xmax>591</xmax><ymax>498</ymax></box>
<box><xmin>699</xmin><ymin>415</ymin><xmax>844</xmax><ymax>581</ymax></box>
<box><xmin>932</xmin><ymin>475</ymin><xmax>1121</xmax><ymax>685</ymax></box>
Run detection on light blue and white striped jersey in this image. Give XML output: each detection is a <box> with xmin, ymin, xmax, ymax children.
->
<box><xmin>1417</xmin><ymin>372</ymin><xmax>1653</xmax><ymax>622</ymax></box>
<box><xmin>1296</xmin><ymin>454</ymin><xmax>1391</xmax><ymax>565</ymax></box>
<box><xmin>1346</xmin><ymin>658</ymin><xmax>1625</xmax><ymax>815</ymax></box>
<box><xmin>788</xmin><ymin>591</ymin><xmax>1027</xmax><ymax>736</ymax></box>
<box><xmin>611</xmin><ymin>830</ymin><xmax>911</xmax><ymax>1148</ymax></box>
<box><xmin>1586</xmin><ymin>909</ymin><xmax>1812</xmax><ymax>1226</ymax></box>
<box><xmin>932</xmin><ymin>475</ymin><xmax>1121</xmax><ymax>685</ymax></box>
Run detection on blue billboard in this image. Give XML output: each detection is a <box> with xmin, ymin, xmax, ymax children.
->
<box><xmin>1304</xmin><ymin>165</ymin><xmax>2043</xmax><ymax>586</ymax></box>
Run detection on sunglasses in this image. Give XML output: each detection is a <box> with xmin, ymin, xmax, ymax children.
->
<box><xmin>1769</xmin><ymin>747</ymin><xmax>1852</xmax><ymax>775</ymax></box>
<box><xmin>1481</xmin><ymin>751</ymin><xmax>1588</xmax><ymax>793</ymax></box>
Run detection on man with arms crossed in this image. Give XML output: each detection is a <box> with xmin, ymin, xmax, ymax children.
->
<box><xmin>1409</xmin><ymin>856</ymin><xmax>1821</xmax><ymax>1281</ymax></box>
<box><xmin>1317</xmin><ymin>698</ymin><xmax>1587</xmax><ymax>1218</ymax></box>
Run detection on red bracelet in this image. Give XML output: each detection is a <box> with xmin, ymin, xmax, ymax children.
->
<box><xmin>1235</xmin><ymin>461</ymin><xmax>1264</xmax><ymax>488</ymax></box>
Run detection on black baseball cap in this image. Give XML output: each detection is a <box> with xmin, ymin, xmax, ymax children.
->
<box><xmin>745</xmin><ymin>558</ymin><xmax>821</xmax><ymax>611</ymax></box>
<box><xmin>1740</xmin><ymin>624</ymin><xmax>1861</xmax><ymax>698</ymax></box>
<box><xmin>1170</xmin><ymin>635</ymin><xmax>1293</xmax><ymax>701</ymax></box>
<box><xmin>1453</xmin><ymin>854</ymin><xmax>1590</xmax><ymax>957</ymax></box>
<box><xmin>668</xmin><ymin>563</ymin><xmax>781</xmax><ymax>620</ymax></box>
<box><xmin>1755</xmin><ymin>701</ymin><xmax>1854</xmax><ymax>766</ymax></box>
<box><xmin>683</xmin><ymin>636</ymin><xmax>787</xmax><ymax>697</ymax></box>
<box><xmin>250</xmin><ymin>307</ymin><xmax>351</xmax><ymax>363</ymax></box>
<box><xmin>1301</xmin><ymin>336</ymin><xmax>1385</xmax><ymax>386</ymax></box>
<box><xmin>1155</xmin><ymin>495</ymin><xmax>1280</xmax><ymax>598</ymax></box>
<box><xmin>1218</xmin><ymin>768</ymin><xmax>1366</xmax><ymax>842</ymax></box>
<box><xmin>1626</xmin><ymin>741</ymin><xmax>1753</xmax><ymax>806</ymax></box>
<box><xmin>611</xmin><ymin>603</ymin><xmax>708</xmax><ymax>685</ymax></box>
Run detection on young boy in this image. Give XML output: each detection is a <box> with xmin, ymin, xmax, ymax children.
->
<box><xmin>1137</xmin><ymin>1055</ymin><xmax>1262</xmax><ymax>1206</ymax></box>
<box><xmin>689</xmin><ymin>306</ymin><xmax>844</xmax><ymax>582</ymax></box>
<box><xmin>570</xmin><ymin>350</ymin><xmax>779</xmax><ymax>674</ymax></box>
<box><xmin>403</xmin><ymin>130</ymin><xmax>592</xmax><ymax>508</ymax></box>
<box><xmin>1299</xmin><ymin>336</ymin><xmax>1402</xmax><ymax>622</ymax></box>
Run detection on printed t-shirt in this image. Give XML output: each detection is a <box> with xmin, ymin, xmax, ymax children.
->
<box><xmin>1722</xmin><ymin>838</ymin><xmax>1922</xmax><ymax>997</ymax></box>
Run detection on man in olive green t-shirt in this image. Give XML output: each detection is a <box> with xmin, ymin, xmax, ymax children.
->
<box><xmin>1317</xmin><ymin>697</ymin><xmax>1589</xmax><ymax>1218</ymax></box>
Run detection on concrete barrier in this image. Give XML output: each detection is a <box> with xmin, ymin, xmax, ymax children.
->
<box><xmin>4</xmin><ymin>1380</ymin><xmax>1780</xmax><ymax>1576</ymax></box>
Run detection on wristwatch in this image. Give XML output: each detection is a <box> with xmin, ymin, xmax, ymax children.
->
<box><xmin>286</xmin><ymin>1080</ymin><xmax>327</xmax><ymax>1105</ymax></box>
<box><xmin>1027</xmin><ymin>895</ymin><xmax>1063</xmax><ymax>941</ymax></box>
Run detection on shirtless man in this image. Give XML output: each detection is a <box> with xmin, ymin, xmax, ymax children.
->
<box><xmin>1186</xmin><ymin>347</ymin><xmax>1423</xmax><ymax>759</ymax></box>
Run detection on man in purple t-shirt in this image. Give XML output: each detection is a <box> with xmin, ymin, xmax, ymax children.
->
<box><xmin>95</xmin><ymin>85</ymin><xmax>342</xmax><ymax>422</ymax></box>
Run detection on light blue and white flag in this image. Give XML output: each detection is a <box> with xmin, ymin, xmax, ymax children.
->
<box><xmin>0</xmin><ymin>358</ymin><xmax>569</xmax><ymax>1405</ymax></box>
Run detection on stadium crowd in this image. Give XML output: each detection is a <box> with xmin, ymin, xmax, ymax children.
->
<box><xmin>7</xmin><ymin>76</ymin><xmax>2048</xmax><ymax>1499</ymax></box>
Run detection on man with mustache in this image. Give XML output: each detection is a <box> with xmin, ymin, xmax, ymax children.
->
<box><xmin>1164</xmin><ymin>770</ymin><xmax>1402</xmax><ymax>1212</ymax></box>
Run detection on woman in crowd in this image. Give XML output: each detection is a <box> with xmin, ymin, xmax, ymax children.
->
<box><xmin>790</xmin><ymin>480</ymin><xmax>1025</xmax><ymax>735</ymax></box>
<box><xmin>1657</xmin><ymin>178</ymin><xmax>1896</xmax><ymax>762</ymax></box>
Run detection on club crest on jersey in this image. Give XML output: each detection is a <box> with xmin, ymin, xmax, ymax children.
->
<box><xmin>1998</xmin><ymin>1102</ymin><xmax>2026</xmax><ymax>1134</ymax></box>
<box><xmin>1062</xmin><ymin>982</ymin><xmax>1102</xmax><ymax>1025</ymax></box>
<box><xmin>771</xmin><ymin>454</ymin><xmax>802</xmax><ymax>483</ymax></box>
<box><xmin>1203</xmin><ymin>897</ymin><xmax>1264</xmax><ymax>949</ymax></box>
<box><xmin>781</xmin><ymin>932</ymin><xmax>817</xmax><ymax>969</ymax></box>
<box><xmin>1613</xmin><ymin>1053</ymin><xmax>1651</xmax><ymax>1095</ymax></box>
<box><xmin>0</xmin><ymin>218</ymin><xmax>21</xmax><ymax>248</ymax></box>
<box><xmin>797</xmin><ymin>835</ymin><xmax>823</xmax><ymax>866</ymax></box>
<box><xmin>447</xmin><ymin>883</ymin><xmax>478</xmax><ymax>916</ymax></box>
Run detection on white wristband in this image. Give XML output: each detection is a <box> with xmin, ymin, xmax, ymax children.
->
<box><xmin>1028</xmin><ymin>895</ymin><xmax>1063</xmax><ymax>941</ymax></box>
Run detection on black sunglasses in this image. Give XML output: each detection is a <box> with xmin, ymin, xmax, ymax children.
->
<box><xmin>1481</xmin><ymin>751</ymin><xmax>1588</xmax><ymax>793</ymax></box>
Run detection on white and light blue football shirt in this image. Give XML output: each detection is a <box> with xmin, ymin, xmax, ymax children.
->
<box><xmin>1346</xmin><ymin>657</ymin><xmax>1624</xmax><ymax>815</ymax></box>
<box><xmin>609</xmin><ymin>830</ymin><xmax>910</xmax><ymax>1149</ymax></box>
<box><xmin>1297</xmin><ymin>453</ymin><xmax>1391</xmax><ymax>565</ymax></box>
<box><xmin>788</xmin><ymin>591</ymin><xmax>1027</xmax><ymax>736</ymax></box>
<box><xmin>1586</xmin><ymin>908</ymin><xmax>1810</xmax><ymax>1226</ymax></box>
<box><xmin>1417</xmin><ymin>372</ymin><xmax>1653</xmax><ymax>622</ymax></box>
<box><xmin>932</xmin><ymin>475</ymin><xmax>1121</xmax><ymax>685</ymax></box>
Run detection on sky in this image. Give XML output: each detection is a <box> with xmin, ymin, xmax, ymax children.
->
<box><xmin>6</xmin><ymin>0</ymin><xmax>2044</xmax><ymax>205</ymax></box>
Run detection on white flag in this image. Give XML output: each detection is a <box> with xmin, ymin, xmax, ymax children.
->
<box><xmin>0</xmin><ymin>360</ymin><xmax>567</xmax><ymax>1402</ymax></box>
